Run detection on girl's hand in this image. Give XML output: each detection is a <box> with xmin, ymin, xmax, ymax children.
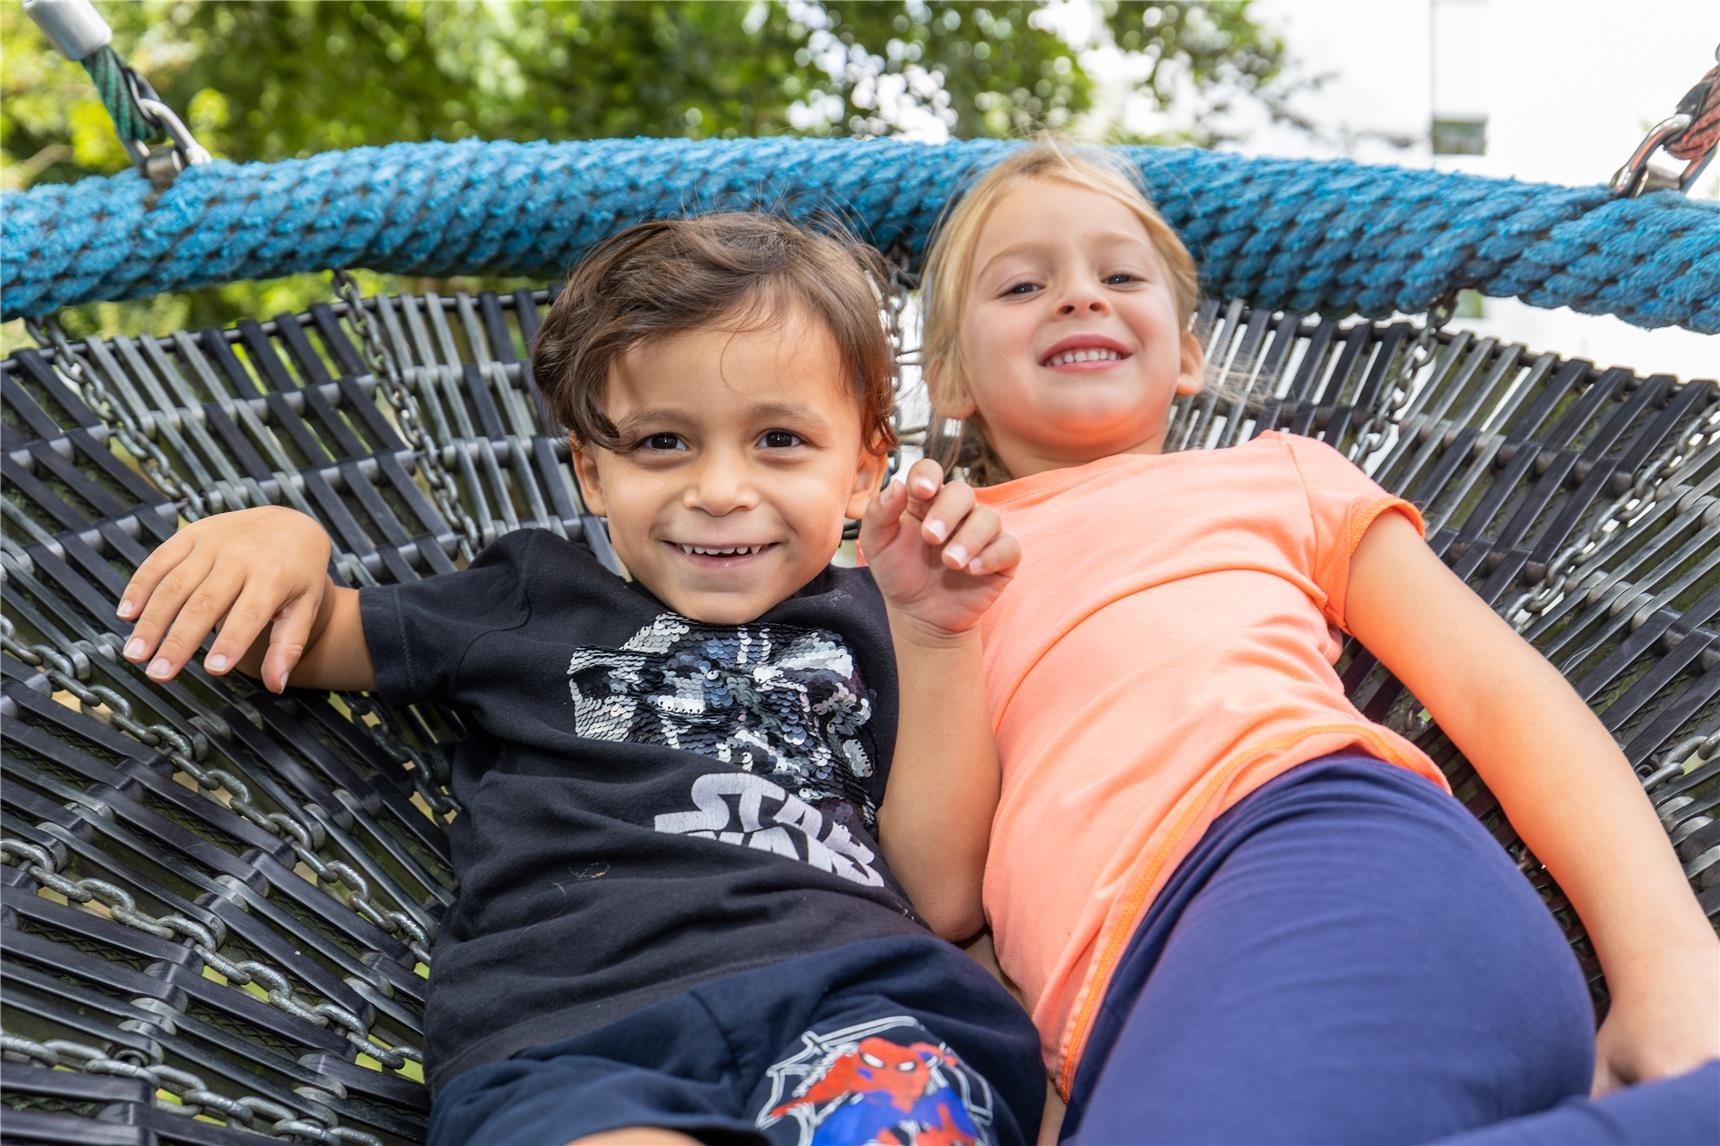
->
<box><xmin>118</xmin><ymin>506</ymin><xmax>333</xmax><ymax>693</ymax></box>
<box><xmin>859</xmin><ymin>458</ymin><xmax>1019</xmax><ymax>639</ymax></box>
<box><xmin>1591</xmin><ymin>945</ymin><xmax>1720</xmax><ymax>1095</ymax></box>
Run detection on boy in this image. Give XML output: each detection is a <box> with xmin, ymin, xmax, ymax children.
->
<box><xmin>117</xmin><ymin>213</ymin><xmax>1043</xmax><ymax>1146</ymax></box>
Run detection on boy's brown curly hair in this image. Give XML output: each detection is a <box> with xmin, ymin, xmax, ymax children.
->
<box><xmin>532</xmin><ymin>212</ymin><xmax>899</xmax><ymax>456</ymax></box>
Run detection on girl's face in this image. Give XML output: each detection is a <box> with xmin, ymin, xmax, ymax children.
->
<box><xmin>954</xmin><ymin>178</ymin><xmax>1203</xmax><ymax>478</ymax></box>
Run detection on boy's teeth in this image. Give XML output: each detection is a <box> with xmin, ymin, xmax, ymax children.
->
<box><xmin>680</xmin><ymin>544</ymin><xmax>763</xmax><ymax>556</ymax></box>
<box><xmin>1045</xmin><ymin>347</ymin><xmax>1122</xmax><ymax>367</ymax></box>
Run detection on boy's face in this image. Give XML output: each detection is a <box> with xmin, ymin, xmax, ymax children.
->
<box><xmin>572</xmin><ymin>306</ymin><xmax>887</xmax><ymax>625</ymax></box>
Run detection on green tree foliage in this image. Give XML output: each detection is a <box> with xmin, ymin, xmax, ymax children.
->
<box><xmin>2</xmin><ymin>0</ymin><xmax>1292</xmax><ymax>340</ymax></box>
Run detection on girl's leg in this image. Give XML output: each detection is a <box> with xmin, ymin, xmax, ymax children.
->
<box><xmin>1065</xmin><ymin>757</ymin><xmax>1595</xmax><ymax>1146</ymax></box>
<box><xmin>1429</xmin><ymin>1061</ymin><xmax>1720</xmax><ymax>1145</ymax></box>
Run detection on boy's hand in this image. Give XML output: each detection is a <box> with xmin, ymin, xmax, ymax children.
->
<box><xmin>859</xmin><ymin>458</ymin><xmax>1018</xmax><ymax>639</ymax></box>
<box><xmin>118</xmin><ymin>506</ymin><xmax>333</xmax><ymax>693</ymax></box>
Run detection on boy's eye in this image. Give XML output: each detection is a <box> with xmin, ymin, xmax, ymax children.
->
<box><xmin>638</xmin><ymin>433</ymin><xmax>686</xmax><ymax>452</ymax></box>
<box><xmin>758</xmin><ymin>429</ymin><xmax>803</xmax><ymax>449</ymax></box>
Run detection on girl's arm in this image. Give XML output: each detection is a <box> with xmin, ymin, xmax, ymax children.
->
<box><xmin>1347</xmin><ymin>511</ymin><xmax>1719</xmax><ymax>1092</ymax></box>
<box><xmin>119</xmin><ymin>505</ymin><xmax>376</xmax><ymax>693</ymax></box>
<box><xmin>860</xmin><ymin>461</ymin><xmax>1019</xmax><ymax>942</ymax></box>
<box><xmin>881</xmin><ymin>606</ymin><xmax>999</xmax><ymax>941</ymax></box>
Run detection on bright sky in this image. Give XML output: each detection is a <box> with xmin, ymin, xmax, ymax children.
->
<box><xmin>1181</xmin><ymin>0</ymin><xmax>1719</xmax><ymax>380</ymax></box>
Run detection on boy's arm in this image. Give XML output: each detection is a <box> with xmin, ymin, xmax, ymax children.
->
<box><xmin>1347</xmin><ymin>511</ymin><xmax>1719</xmax><ymax>1093</ymax></box>
<box><xmin>861</xmin><ymin>461</ymin><xmax>1019</xmax><ymax>942</ymax></box>
<box><xmin>120</xmin><ymin>505</ymin><xmax>376</xmax><ymax>693</ymax></box>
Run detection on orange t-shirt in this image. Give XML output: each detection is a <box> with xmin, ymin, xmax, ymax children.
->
<box><xmin>973</xmin><ymin>431</ymin><xmax>1449</xmax><ymax>1093</ymax></box>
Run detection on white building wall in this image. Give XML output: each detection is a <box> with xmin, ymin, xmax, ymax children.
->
<box><xmin>1207</xmin><ymin>0</ymin><xmax>1718</xmax><ymax>381</ymax></box>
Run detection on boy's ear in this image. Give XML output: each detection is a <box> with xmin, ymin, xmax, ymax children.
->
<box><xmin>1175</xmin><ymin>330</ymin><xmax>1206</xmax><ymax>397</ymax></box>
<box><xmin>569</xmin><ymin>437</ymin><xmax>608</xmax><ymax>517</ymax></box>
<box><xmin>845</xmin><ymin>446</ymin><xmax>891</xmax><ymax>520</ymax></box>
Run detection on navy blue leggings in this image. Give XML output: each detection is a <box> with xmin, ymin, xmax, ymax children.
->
<box><xmin>1062</xmin><ymin>754</ymin><xmax>1719</xmax><ymax>1145</ymax></box>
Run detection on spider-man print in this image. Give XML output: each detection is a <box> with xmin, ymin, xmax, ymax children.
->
<box><xmin>757</xmin><ymin>1018</ymin><xmax>996</xmax><ymax>1146</ymax></box>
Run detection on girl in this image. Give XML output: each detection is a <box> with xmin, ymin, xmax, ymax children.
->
<box><xmin>918</xmin><ymin>141</ymin><xmax>1719</xmax><ymax>1145</ymax></box>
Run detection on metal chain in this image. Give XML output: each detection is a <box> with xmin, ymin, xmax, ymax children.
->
<box><xmin>342</xmin><ymin>692</ymin><xmax>459</xmax><ymax>820</ymax></box>
<box><xmin>1642</xmin><ymin>727</ymin><xmax>1720</xmax><ymax>885</ymax></box>
<box><xmin>1638</xmin><ymin>727</ymin><xmax>1720</xmax><ymax>792</ymax></box>
<box><xmin>1</xmin><ymin>619</ymin><xmax>435</xmax><ymax>968</ymax></box>
<box><xmin>1505</xmin><ymin>410</ymin><xmax>1718</xmax><ymax>630</ymax></box>
<box><xmin>1352</xmin><ymin>294</ymin><xmax>1456</xmax><ymax>462</ymax></box>
<box><xmin>0</xmin><ymin>1032</ymin><xmax>383</xmax><ymax>1145</ymax></box>
<box><xmin>23</xmin><ymin>315</ymin><xmax>210</xmax><ymax>520</ymax></box>
<box><xmin>0</xmin><ymin>837</ymin><xmax>423</xmax><ymax>1074</ymax></box>
<box><xmin>331</xmin><ymin>271</ymin><xmax>480</xmax><ymax>563</ymax></box>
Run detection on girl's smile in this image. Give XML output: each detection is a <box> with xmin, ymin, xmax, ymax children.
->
<box><xmin>1039</xmin><ymin>334</ymin><xmax>1133</xmax><ymax>369</ymax></box>
<box><xmin>956</xmin><ymin>178</ymin><xmax>1204</xmax><ymax>479</ymax></box>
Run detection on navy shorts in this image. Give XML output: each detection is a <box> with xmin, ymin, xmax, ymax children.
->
<box><xmin>1063</xmin><ymin>752</ymin><xmax>1598</xmax><ymax>1145</ymax></box>
<box><xmin>430</xmin><ymin>935</ymin><xmax>1044</xmax><ymax>1146</ymax></box>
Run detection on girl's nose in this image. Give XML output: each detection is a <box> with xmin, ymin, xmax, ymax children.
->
<box><xmin>1056</xmin><ymin>287</ymin><xmax>1111</xmax><ymax>317</ymax></box>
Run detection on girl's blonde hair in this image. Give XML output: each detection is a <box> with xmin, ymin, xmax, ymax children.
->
<box><xmin>920</xmin><ymin>139</ymin><xmax>1202</xmax><ymax>484</ymax></box>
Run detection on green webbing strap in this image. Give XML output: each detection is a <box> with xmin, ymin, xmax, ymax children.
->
<box><xmin>81</xmin><ymin>42</ymin><xmax>166</xmax><ymax>145</ymax></box>
<box><xmin>25</xmin><ymin>0</ymin><xmax>165</xmax><ymax>145</ymax></box>
<box><xmin>26</xmin><ymin>0</ymin><xmax>208</xmax><ymax>187</ymax></box>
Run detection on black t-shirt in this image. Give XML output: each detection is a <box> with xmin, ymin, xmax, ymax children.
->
<box><xmin>361</xmin><ymin>528</ymin><xmax>927</xmax><ymax>1089</ymax></box>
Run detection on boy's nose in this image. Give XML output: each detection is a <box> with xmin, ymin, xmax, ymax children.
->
<box><xmin>685</xmin><ymin>456</ymin><xmax>759</xmax><ymax>514</ymax></box>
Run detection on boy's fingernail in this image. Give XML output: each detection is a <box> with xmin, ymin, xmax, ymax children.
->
<box><xmin>117</xmin><ymin>599</ymin><xmax>134</xmax><ymax>618</ymax></box>
<box><xmin>206</xmin><ymin>653</ymin><xmax>230</xmax><ymax>673</ymax></box>
<box><xmin>124</xmin><ymin>638</ymin><xmax>146</xmax><ymax>660</ymax></box>
<box><xmin>925</xmin><ymin>519</ymin><xmax>948</xmax><ymax>542</ymax></box>
<box><xmin>968</xmin><ymin>559</ymin><xmax>985</xmax><ymax>574</ymax></box>
<box><xmin>146</xmin><ymin>657</ymin><xmax>172</xmax><ymax>680</ymax></box>
<box><xmin>944</xmin><ymin>544</ymin><xmax>968</xmax><ymax>567</ymax></box>
<box><xmin>913</xmin><ymin>479</ymin><xmax>938</xmax><ymax>496</ymax></box>
<box><xmin>278</xmin><ymin>671</ymin><xmax>290</xmax><ymax>691</ymax></box>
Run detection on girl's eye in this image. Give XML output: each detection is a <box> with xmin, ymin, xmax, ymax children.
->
<box><xmin>759</xmin><ymin>429</ymin><xmax>803</xmax><ymax>449</ymax></box>
<box><xmin>638</xmin><ymin>433</ymin><xmax>686</xmax><ymax>452</ymax></box>
<box><xmin>1002</xmin><ymin>281</ymin><xmax>1040</xmax><ymax>297</ymax></box>
<box><xmin>1104</xmin><ymin>272</ymin><xmax>1141</xmax><ymax>286</ymax></box>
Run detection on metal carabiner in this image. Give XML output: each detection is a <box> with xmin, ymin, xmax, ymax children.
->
<box><xmin>28</xmin><ymin>0</ymin><xmax>212</xmax><ymax>190</ymax></box>
<box><xmin>1609</xmin><ymin>114</ymin><xmax>1704</xmax><ymax>197</ymax></box>
<box><xmin>123</xmin><ymin>96</ymin><xmax>213</xmax><ymax>190</ymax></box>
<box><xmin>1612</xmin><ymin>45</ymin><xmax>1720</xmax><ymax>197</ymax></box>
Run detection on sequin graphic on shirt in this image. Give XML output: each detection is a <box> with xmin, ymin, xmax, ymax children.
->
<box><xmin>756</xmin><ymin>1016</ymin><xmax>997</xmax><ymax>1146</ymax></box>
<box><xmin>569</xmin><ymin>615</ymin><xmax>883</xmax><ymax>884</ymax></box>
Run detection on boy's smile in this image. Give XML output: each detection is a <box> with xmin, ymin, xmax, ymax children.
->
<box><xmin>957</xmin><ymin>179</ymin><xmax>1203</xmax><ymax>478</ymax></box>
<box><xmin>572</xmin><ymin>305</ymin><xmax>886</xmax><ymax>625</ymax></box>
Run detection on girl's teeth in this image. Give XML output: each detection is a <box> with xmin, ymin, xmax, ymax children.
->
<box><xmin>1045</xmin><ymin>348</ymin><xmax>1123</xmax><ymax>367</ymax></box>
<box><xmin>680</xmin><ymin>545</ymin><xmax>763</xmax><ymax>556</ymax></box>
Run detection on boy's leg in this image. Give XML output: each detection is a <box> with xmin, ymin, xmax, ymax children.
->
<box><xmin>572</xmin><ymin>1130</ymin><xmax>703</xmax><ymax>1146</ymax></box>
<box><xmin>1063</xmin><ymin>756</ymin><xmax>1595</xmax><ymax>1146</ymax></box>
<box><xmin>716</xmin><ymin>936</ymin><xmax>1046</xmax><ymax>1146</ymax></box>
<box><xmin>428</xmin><ymin>992</ymin><xmax>753</xmax><ymax>1146</ymax></box>
<box><xmin>435</xmin><ymin>936</ymin><xmax>1043</xmax><ymax>1146</ymax></box>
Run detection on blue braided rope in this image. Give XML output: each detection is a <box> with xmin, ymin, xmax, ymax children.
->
<box><xmin>4</xmin><ymin>137</ymin><xmax>1716</xmax><ymax>332</ymax></box>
